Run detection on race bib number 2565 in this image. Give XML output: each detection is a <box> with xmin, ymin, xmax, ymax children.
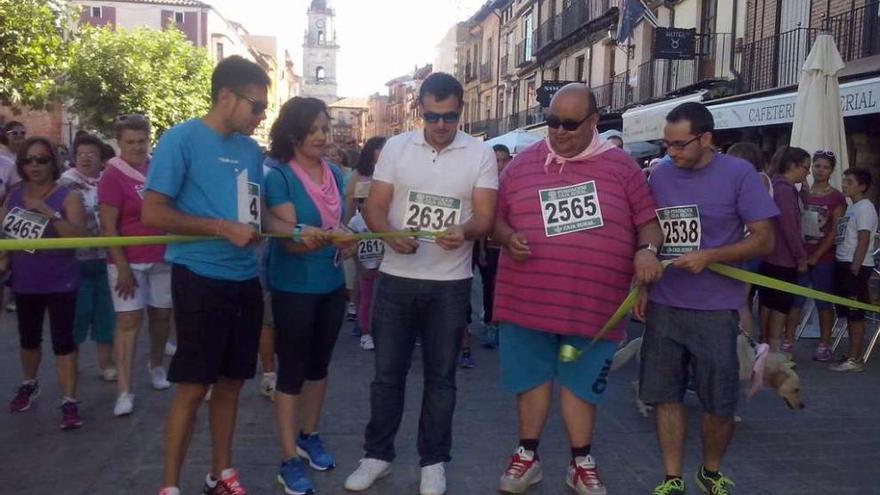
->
<box><xmin>538</xmin><ymin>180</ymin><xmax>603</xmax><ymax>237</ymax></box>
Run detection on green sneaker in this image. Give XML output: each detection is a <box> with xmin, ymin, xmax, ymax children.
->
<box><xmin>652</xmin><ymin>477</ymin><xmax>685</xmax><ymax>495</ymax></box>
<box><xmin>694</xmin><ymin>467</ymin><xmax>735</xmax><ymax>494</ymax></box>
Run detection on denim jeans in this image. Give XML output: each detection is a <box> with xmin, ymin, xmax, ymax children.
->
<box><xmin>363</xmin><ymin>273</ymin><xmax>472</xmax><ymax>466</ymax></box>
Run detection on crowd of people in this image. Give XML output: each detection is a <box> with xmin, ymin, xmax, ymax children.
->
<box><xmin>1</xmin><ymin>55</ymin><xmax>877</xmax><ymax>495</ymax></box>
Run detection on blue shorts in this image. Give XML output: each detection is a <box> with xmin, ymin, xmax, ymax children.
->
<box><xmin>499</xmin><ymin>323</ymin><xmax>617</xmax><ymax>404</ymax></box>
<box><xmin>793</xmin><ymin>260</ymin><xmax>835</xmax><ymax>311</ymax></box>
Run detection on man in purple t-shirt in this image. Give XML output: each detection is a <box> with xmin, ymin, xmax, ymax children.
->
<box><xmin>635</xmin><ymin>102</ymin><xmax>779</xmax><ymax>495</ymax></box>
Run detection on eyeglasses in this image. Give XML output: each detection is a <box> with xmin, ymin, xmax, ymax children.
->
<box><xmin>76</xmin><ymin>151</ymin><xmax>98</xmax><ymax>159</ymax></box>
<box><xmin>234</xmin><ymin>92</ymin><xmax>268</xmax><ymax>116</ymax></box>
<box><xmin>814</xmin><ymin>149</ymin><xmax>836</xmax><ymax>159</ymax></box>
<box><xmin>545</xmin><ymin>113</ymin><xmax>592</xmax><ymax>131</ymax></box>
<box><xmin>5</xmin><ymin>129</ymin><xmax>25</xmax><ymax>137</ymax></box>
<box><xmin>661</xmin><ymin>133</ymin><xmax>705</xmax><ymax>151</ymax></box>
<box><xmin>20</xmin><ymin>155</ymin><xmax>53</xmax><ymax>166</ymax></box>
<box><xmin>423</xmin><ymin>112</ymin><xmax>460</xmax><ymax>124</ymax></box>
<box><xmin>115</xmin><ymin>114</ymin><xmax>149</xmax><ymax>125</ymax></box>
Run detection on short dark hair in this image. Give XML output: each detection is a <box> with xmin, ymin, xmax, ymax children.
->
<box><xmin>72</xmin><ymin>133</ymin><xmax>105</xmax><ymax>157</ymax></box>
<box><xmin>770</xmin><ymin>145</ymin><xmax>810</xmax><ymax>175</ymax></box>
<box><xmin>114</xmin><ymin>114</ymin><xmax>150</xmax><ymax>140</ymax></box>
<box><xmin>418</xmin><ymin>72</ymin><xmax>463</xmax><ymax>106</ymax></box>
<box><xmin>844</xmin><ymin>167</ymin><xmax>873</xmax><ymax>191</ymax></box>
<box><xmin>813</xmin><ymin>149</ymin><xmax>838</xmax><ymax>169</ymax></box>
<box><xmin>268</xmin><ymin>97</ymin><xmax>329</xmax><ymax>163</ymax></box>
<box><xmin>666</xmin><ymin>102</ymin><xmax>714</xmax><ymax>135</ymax></box>
<box><xmin>211</xmin><ymin>55</ymin><xmax>272</xmax><ymax>104</ymax></box>
<box><xmin>727</xmin><ymin>142</ymin><xmax>766</xmax><ymax>173</ymax></box>
<box><xmin>16</xmin><ymin>136</ymin><xmax>61</xmax><ymax>181</ymax></box>
<box><xmin>101</xmin><ymin>143</ymin><xmax>116</xmax><ymax>161</ymax></box>
<box><xmin>492</xmin><ymin>144</ymin><xmax>511</xmax><ymax>155</ymax></box>
<box><xmin>356</xmin><ymin>136</ymin><xmax>386</xmax><ymax>177</ymax></box>
<box><xmin>3</xmin><ymin>120</ymin><xmax>24</xmax><ymax>134</ymax></box>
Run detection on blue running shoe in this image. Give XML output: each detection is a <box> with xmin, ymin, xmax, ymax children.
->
<box><xmin>277</xmin><ymin>458</ymin><xmax>315</xmax><ymax>495</ymax></box>
<box><xmin>296</xmin><ymin>433</ymin><xmax>335</xmax><ymax>471</ymax></box>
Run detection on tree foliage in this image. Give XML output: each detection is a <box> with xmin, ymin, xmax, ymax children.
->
<box><xmin>0</xmin><ymin>0</ymin><xmax>74</xmax><ymax>109</ymax></box>
<box><xmin>65</xmin><ymin>25</ymin><xmax>212</xmax><ymax>139</ymax></box>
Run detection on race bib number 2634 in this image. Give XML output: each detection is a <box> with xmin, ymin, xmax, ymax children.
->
<box><xmin>404</xmin><ymin>191</ymin><xmax>461</xmax><ymax>236</ymax></box>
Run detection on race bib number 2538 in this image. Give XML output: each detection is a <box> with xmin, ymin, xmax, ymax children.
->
<box><xmin>656</xmin><ymin>205</ymin><xmax>701</xmax><ymax>257</ymax></box>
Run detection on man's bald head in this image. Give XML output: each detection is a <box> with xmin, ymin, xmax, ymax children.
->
<box><xmin>549</xmin><ymin>83</ymin><xmax>597</xmax><ymax>117</ymax></box>
<box><xmin>546</xmin><ymin>83</ymin><xmax>600</xmax><ymax>158</ymax></box>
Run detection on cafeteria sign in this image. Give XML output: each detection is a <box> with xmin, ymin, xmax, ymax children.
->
<box><xmin>653</xmin><ymin>28</ymin><xmax>696</xmax><ymax>60</ymax></box>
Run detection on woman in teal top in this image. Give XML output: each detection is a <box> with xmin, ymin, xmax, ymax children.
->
<box><xmin>265</xmin><ymin>96</ymin><xmax>355</xmax><ymax>495</ymax></box>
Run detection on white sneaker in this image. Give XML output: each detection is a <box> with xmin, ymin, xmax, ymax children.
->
<box><xmin>158</xmin><ymin>487</ymin><xmax>180</xmax><ymax>495</ymax></box>
<box><xmin>150</xmin><ymin>366</ymin><xmax>171</xmax><ymax>390</ymax></box>
<box><xmin>499</xmin><ymin>447</ymin><xmax>543</xmax><ymax>493</ymax></box>
<box><xmin>344</xmin><ymin>458</ymin><xmax>392</xmax><ymax>491</ymax></box>
<box><xmin>114</xmin><ymin>392</ymin><xmax>134</xmax><ymax>416</ymax></box>
<box><xmin>260</xmin><ymin>372</ymin><xmax>276</xmax><ymax>399</ymax></box>
<box><xmin>566</xmin><ymin>455</ymin><xmax>606</xmax><ymax>495</ymax></box>
<box><xmin>204</xmin><ymin>385</ymin><xmax>213</xmax><ymax>401</ymax></box>
<box><xmin>420</xmin><ymin>463</ymin><xmax>446</xmax><ymax>495</ymax></box>
<box><xmin>100</xmin><ymin>367</ymin><xmax>118</xmax><ymax>382</ymax></box>
<box><xmin>164</xmin><ymin>341</ymin><xmax>177</xmax><ymax>356</ymax></box>
<box><xmin>830</xmin><ymin>358</ymin><xmax>866</xmax><ymax>372</ymax></box>
<box><xmin>360</xmin><ymin>334</ymin><xmax>375</xmax><ymax>351</ymax></box>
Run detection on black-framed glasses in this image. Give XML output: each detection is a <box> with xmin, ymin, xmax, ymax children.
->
<box><xmin>5</xmin><ymin>129</ymin><xmax>25</xmax><ymax>137</ymax></box>
<box><xmin>545</xmin><ymin>113</ymin><xmax>593</xmax><ymax>131</ymax></box>
<box><xmin>115</xmin><ymin>113</ymin><xmax>149</xmax><ymax>124</ymax></box>
<box><xmin>20</xmin><ymin>155</ymin><xmax>53</xmax><ymax>166</ymax></box>
<box><xmin>661</xmin><ymin>133</ymin><xmax>705</xmax><ymax>151</ymax></box>
<box><xmin>423</xmin><ymin>112</ymin><xmax>460</xmax><ymax>124</ymax></box>
<box><xmin>814</xmin><ymin>149</ymin><xmax>836</xmax><ymax>159</ymax></box>
<box><xmin>234</xmin><ymin>92</ymin><xmax>268</xmax><ymax>116</ymax></box>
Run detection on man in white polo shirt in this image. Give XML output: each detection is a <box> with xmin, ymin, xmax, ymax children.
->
<box><xmin>344</xmin><ymin>72</ymin><xmax>498</xmax><ymax>495</ymax></box>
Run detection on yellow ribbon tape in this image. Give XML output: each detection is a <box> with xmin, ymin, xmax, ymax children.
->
<box><xmin>559</xmin><ymin>261</ymin><xmax>880</xmax><ymax>362</ymax></box>
<box><xmin>0</xmin><ymin>231</ymin><xmax>441</xmax><ymax>252</ymax></box>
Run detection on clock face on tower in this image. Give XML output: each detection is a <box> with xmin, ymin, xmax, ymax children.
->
<box><xmin>316</xmin><ymin>19</ymin><xmax>325</xmax><ymax>28</ymax></box>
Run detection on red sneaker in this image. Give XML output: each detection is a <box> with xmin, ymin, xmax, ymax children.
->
<box><xmin>566</xmin><ymin>455</ymin><xmax>606</xmax><ymax>495</ymax></box>
<box><xmin>498</xmin><ymin>446</ymin><xmax>543</xmax><ymax>493</ymax></box>
<box><xmin>60</xmin><ymin>401</ymin><xmax>83</xmax><ymax>430</ymax></box>
<box><xmin>203</xmin><ymin>468</ymin><xmax>247</xmax><ymax>495</ymax></box>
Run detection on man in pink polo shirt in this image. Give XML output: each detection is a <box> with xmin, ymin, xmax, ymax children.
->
<box><xmin>493</xmin><ymin>84</ymin><xmax>663</xmax><ymax>495</ymax></box>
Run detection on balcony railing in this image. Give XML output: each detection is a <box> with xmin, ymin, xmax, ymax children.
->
<box><xmin>534</xmin><ymin>0</ymin><xmax>616</xmax><ymax>54</ymax></box>
<box><xmin>500</xmin><ymin>105</ymin><xmax>544</xmax><ymax>133</ymax></box>
<box><xmin>633</xmin><ymin>32</ymin><xmax>735</xmax><ymax>103</ymax></box>
<box><xmin>825</xmin><ymin>1</ymin><xmax>880</xmax><ymax>62</ymax></box>
<box><xmin>480</xmin><ymin>61</ymin><xmax>492</xmax><ymax>82</ymax></box>
<box><xmin>735</xmin><ymin>27</ymin><xmax>817</xmax><ymax>93</ymax></box>
<box><xmin>466</xmin><ymin>119</ymin><xmax>500</xmax><ymax>137</ymax></box>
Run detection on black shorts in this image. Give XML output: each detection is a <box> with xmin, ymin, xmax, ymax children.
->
<box><xmin>16</xmin><ymin>291</ymin><xmax>77</xmax><ymax>355</ymax></box>
<box><xmin>758</xmin><ymin>262</ymin><xmax>798</xmax><ymax>313</ymax></box>
<box><xmin>168</xmin><ymin>264</ymin><xmax>263</xmax><ymax>385</ymax></box>
<box><xmin>834</xmin><ymin>262</ymin><xmax>872</xmax><ymax>321</ymax></box>
<box><xmin>272</xmin><ymin>287</ymin><xmax>346</xmax><ymax>395</ymax></box>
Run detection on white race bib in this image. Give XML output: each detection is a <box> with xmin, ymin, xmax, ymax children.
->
<box><xmin>236</xmin><ymin>170</ymin><xmax>261</xmax><ymax>233</ymax></box>
<box><xmin>403</xmin><ymin>190</ymin><xmax>461</xmax><ymax>241</ymax></box>
<box><xmin>2</xmin><ymin>207</ymin><xmax>49</xmax><ymax>254</ymax></box>
<box><xmin>354</xmin><ymin>181</ymin><xmax>372</xmax><ymax>199</ymax></box>
<box><xmin>538</xmin><ymin>180</ymin><xmax>603</xmax><ymax>237</ymax></box>
<box><xmin>656</xmin><ymin>205</ymin><xmax>701</xmax><ymax>257</ymax></box>
<box><xmin>357</xmin><ymin>238</ymin><xmax>385</xmax><ymax>266</ymax></box>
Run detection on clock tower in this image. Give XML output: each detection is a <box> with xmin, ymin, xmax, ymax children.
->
<box><xmin>302</xmin><ymin>0</ymin><xmax>339</xmax><ymax>104</ymax></box>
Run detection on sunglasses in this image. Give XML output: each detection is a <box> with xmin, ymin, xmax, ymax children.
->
<box><xmin>661</xmin><ymin>133</ymin><xmax>705</xmax><ymax>151</ymax></box>
<box><xmin>20</xmin><ymin>155</ymin><xmax>53</xmax><ymax>166</ymax></box>
<box><xmin>235</xmin><ymin>92</ymin><xmax>268</xmax><ymax>116</ymax></box>
<box><xmin>423</xmin><ymin>112</ymin><xmax>460</xmax><ymax>124</ymax></box>
<box><xmin>545</xmin><ymin>113</ymin><xmax>592</xmax><ymax>131</ymax></box>
<box><xmin>814</xmin><ymin>149</ymin><xmax>836</xmax><ymax>158</ymax></box>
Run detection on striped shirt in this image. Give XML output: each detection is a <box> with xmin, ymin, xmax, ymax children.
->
<box><xmin>494</xmin><ymin>141</ymin><xmax>657</xmax><ymax>340</ymax></box>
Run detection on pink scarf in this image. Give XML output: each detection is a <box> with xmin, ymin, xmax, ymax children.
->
<box><xmin>108</xmin><ymin>157</ymin><xmax>147</xmax><ymax>183</ymax></box>
<box><xmin>543</xmin><ymin>129</ymin><xmax>616</xmax><ymax>174</ymax></box>
<box><xmin>288</xmin><ymin>159</ymin><xmax>341</xmax><ymax>229</ymax></box>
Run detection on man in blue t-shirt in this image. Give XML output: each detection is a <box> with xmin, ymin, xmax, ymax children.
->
<box><xmin>143</xmin><ymin>55</ymin><xmax>292</xmax><ymax>495</ymax></box>
<box><xmin>635</xmin><ymin>102</ymin><xmax>779</xmax><ymax>495</ymax></box>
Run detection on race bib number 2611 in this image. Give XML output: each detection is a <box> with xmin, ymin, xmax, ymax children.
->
<box><xmin>538</xmin><ymin>180</ymin><xmax>603</xmax><ymax>237</ymax></box>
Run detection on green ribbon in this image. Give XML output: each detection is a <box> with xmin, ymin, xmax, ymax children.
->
<box><xmin>0</xmin><ymin>231</ymin><xmax>441</xmax><ymax>252</ymax></box>
<box><xmin>558</xmin><ymin>261</ymin><xmax>880</xmax><ymax>362</ymax></box>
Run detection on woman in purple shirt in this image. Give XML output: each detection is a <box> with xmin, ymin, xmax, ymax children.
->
<box><xmin>758</xmin><ymin>146</ymin><xmax>811</xmax><ymax>352</ymax></box>
<box><xmin>3</xmin><ymin>137</ymin><xmax>87</xmax><ymax>429</ymax></box>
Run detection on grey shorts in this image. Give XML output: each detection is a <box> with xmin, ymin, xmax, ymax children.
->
<box><xmin>263</xmin><ymin>289</ymin><xmax>273</xmax><ymax>327</ymax></box>
<box><xmin>639</xmin><ymin>302</ymin><xmax>740</xmax><ymax>417</ymax></box>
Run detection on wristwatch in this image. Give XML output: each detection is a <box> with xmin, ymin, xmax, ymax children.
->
<box><xmin>50</xmin><ymin>209</ymin><xmax>63</xmax><ymax>221</ymax></box>
<box><xmin>292</xmin><ymin>224</ymin><xmax>307</xmax><ymax>243</ymax></box>
<box><xmin>637</xmin><ymin>242</ymin><xmax>658</xmax><ymax>256</ymax></box>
